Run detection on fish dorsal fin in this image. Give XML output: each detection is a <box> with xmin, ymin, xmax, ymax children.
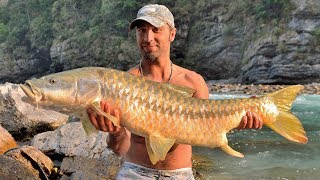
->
<box><xmin>161</xmin><ymin>83</ymin><xmax>195</xmax><ymax>97</ymax></box>
<box><xmin>90</xmin><ymin>101</ymin><xmax>120</xmax><ymax>127</ymax></box>
<box><xmin>145</xmin><ymin>135</ymin><xmax>176</xmax><ymax>164</ymax></box>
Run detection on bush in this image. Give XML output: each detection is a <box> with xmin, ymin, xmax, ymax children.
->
<box><xmin>0</xmin><ymin>22</ymin><xmax>8</xmax><ymax>43</ymax></box>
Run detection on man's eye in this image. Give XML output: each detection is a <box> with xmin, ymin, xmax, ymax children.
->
<box><xmin>138</xmin><ymin>28</ymin><xmax>146</xmax><ymax>32</ymax></box>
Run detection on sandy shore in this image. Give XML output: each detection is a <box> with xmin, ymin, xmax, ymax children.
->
<box><xmin>208</xmin><ymin>83</ymin><xmax>320</xmax><ymax>95</ymax></box>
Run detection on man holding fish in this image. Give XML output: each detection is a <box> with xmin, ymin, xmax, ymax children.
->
<box><xmin>88</xmin><ymin>4</ymin><xmax>263</xmax><ymax>179</ymax></box>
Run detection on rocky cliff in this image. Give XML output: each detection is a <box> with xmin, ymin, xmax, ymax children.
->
<box><xmin>0</xmin><ymin>0</ymin><xmax>319</xmax><ymax>84</ymax></box>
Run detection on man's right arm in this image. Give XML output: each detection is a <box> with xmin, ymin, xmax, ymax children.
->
<box><xmin>87</xmin><ymin>101</ymin><xmax>131</xmax><ymax>156</ymax></box>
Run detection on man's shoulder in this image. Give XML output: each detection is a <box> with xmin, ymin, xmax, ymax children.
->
<box><xmin>175</xmin><ymin>65</ymin><xmax>205</xmax><ymax>83</ymax></box>
<box><xmin>127</xmin><ymin>65</ymin><xmax>140</xmax><ymax>76</ymax></box>
<box><xmin>174</xmin><ymin>65</ymin><xmax>209</xmax><ymax>99</ymax></box>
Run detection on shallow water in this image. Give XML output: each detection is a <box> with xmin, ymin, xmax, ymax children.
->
<box><xmin>193</xmin><ymin>94</ymin><xmax>320</xmax><ymax>180</ymax></box>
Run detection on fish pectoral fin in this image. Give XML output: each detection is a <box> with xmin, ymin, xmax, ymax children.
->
<box><xmin>90</xmin><ymin>101</ymin><xmax>120</xmax><ymax>127</ymax></box>
<box><xmin>145</xmin><ymin>135</ymin><xmax>176</xmax><ymax>164</ymax></box>
<box><xmin>79</xmin><ymin>111</ymin><xmax>99</xmax><ymax>135</ymax></box>
<box><xmin>221</xmin><ymin>144</ymin><xmax>244</xmax><ymax>158</ymax></box>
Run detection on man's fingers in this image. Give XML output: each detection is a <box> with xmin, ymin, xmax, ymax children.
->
<box><xmin>87</xmin><ymin>108</ymin><xmax>99</xmax><ymax>129</ymax></box>
<box><xmin>114</xmin><ymin>110</ymin><xmax>120</xmax><ymax>132</ymax></box>
<box><xmin>253</xmin><ymin>114</ymin><xmax>260</xmax><ymax>129</ymax></box>
<box><xmin>97</xmin><ymin>114</ymin><xmax>107</xmax><ymax>131</ymax></box>
<box><xmin>238</xmin><ymin>116</ymin><xmax>247</xmax><ymax>130</ymax></box>
<box><xmin>104</xmin><ymin>103</ymin><xmax>114</xmax><ymax>132</ymax></box>
<box><xmin>258</xmin><ymin>117</ymin><xmax>263</xmax><ymax>129</ymax></box>
<box><xmin>247</xmin><ymin>112</ymin><xmax>253</xmax><ymax>128</ymax></box>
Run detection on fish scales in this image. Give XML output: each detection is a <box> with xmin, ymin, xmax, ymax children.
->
<box><xmin>20</xmin><ymin>67</ymin><xmax>308</xmax><ymax>164</ymax></box>
<box><xmin>109</xmin><ymin>73</ymin><xmax>245</xmax><ymax>146</ymax></box>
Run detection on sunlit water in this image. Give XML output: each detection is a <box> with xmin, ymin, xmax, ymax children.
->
<box><xmin>193</xmin><ymin>94</ymin><xmax>320</xmax><ymax>180</ymax></box>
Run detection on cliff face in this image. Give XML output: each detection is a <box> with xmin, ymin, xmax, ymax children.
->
<box><xmin>237</xmin><ymin>0</ymin><xmax>320</xmax><ymax>84</ymax></box>
<box><xmin>0</xmin><ymin>0</ymin><xmax>319</xmax><ymax>84</ymax></box>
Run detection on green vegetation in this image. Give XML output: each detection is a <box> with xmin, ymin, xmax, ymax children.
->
<box><xmin>0</xmin><ymin>0</ymin><xmax>317</xmax><ymax>75</ymax></box>
<box><xmin>255</xmin><ymin>0</ymin><xmax>293</xmax><ymax>20</ymax></box>
<box><xmin>311</xmin><ymin>27</ymin><xmax>320</xmax><ymax>37</ymax></box>
<box><xmin>1</xmin><ymin>0</ymin><xmax>54</xmax><ymax>51</ymax></box>
<box><xmin>0</xmin><ymin>22</ymin><xmax>8</xmax><ymax>43</ymax></box>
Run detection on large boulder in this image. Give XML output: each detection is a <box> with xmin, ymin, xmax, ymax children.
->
<box><xmin>32</xmin><ymin>122</ymin><xmax>122</xmax><ymax>179</ymax></box>
<box><xmin>32</xmin><ymin>122</ymin><xmax>113</xmax><ymax>158</ymax></box>
<box><xmin>0</xmin><ymin>83</ymin><xmax>68</xmax><ymax>141</ymax></box>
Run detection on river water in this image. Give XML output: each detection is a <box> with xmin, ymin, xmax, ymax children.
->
<box><xmin>193</xmin><ymin>94</ymin><xmax>320</xmax><ymax>180</ymax></box>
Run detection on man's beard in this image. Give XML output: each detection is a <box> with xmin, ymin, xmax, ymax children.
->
<box><xmin>143</xmin><ymin>52</ymin><xmax>158</xmax><ymax>62</ymax></box>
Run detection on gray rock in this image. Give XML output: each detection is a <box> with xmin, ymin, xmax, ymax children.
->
<box><xmin>60</xmin><ymin>155</ymin><xmax>121</xmax><ymax>180</ymax></box>
<box><xmin>0</xmin><ymin>83</ymin><xmax>68</xmax><ymax>140</ymax></box>
<box><xmin>31</xmin><ymin>122</ymin><xmax>112</xmax><ymax>158</ymax></box>
<box><xmin>31</xmin><ymin>122</ymin><xmax>121</xmax><ymax>179</ymax></box>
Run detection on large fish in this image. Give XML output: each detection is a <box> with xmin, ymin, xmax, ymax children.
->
<box><xmin>20</xmin><ymin>67</ymin><xmax>308</xmax><ymax>164</ymax></box>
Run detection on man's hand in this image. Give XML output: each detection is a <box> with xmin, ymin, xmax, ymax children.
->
<box><xmin>87</xmin><ymin>100</ymin><xmax>130</xmax><ymax>156</ymax></box>
<box><xmin>87</xmin><ymin>100</ymin><xmax>122</xmax><ymax>135</ymax></box>
<box><xmin>237</xmin><ymin>111</ymin><xmax>263</xmax><ymax>130</ymax></box>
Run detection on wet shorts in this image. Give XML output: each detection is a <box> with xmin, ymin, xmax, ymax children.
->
<box><xmin>116</xmin><ymin>162</ymin><xmax>195</xmax><ymax>180</ymax></box>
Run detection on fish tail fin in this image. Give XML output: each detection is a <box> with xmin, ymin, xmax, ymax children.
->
<box><xmin>266</xmin><ymin>85</ymin><xmax>308</xmax><ymax>144</ymax></box>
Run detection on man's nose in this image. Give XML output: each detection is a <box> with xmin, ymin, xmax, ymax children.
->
<box><xmin>144</xmin><ymin>29</ymin><xmax>155</xmax><ymax>42</ymax></box>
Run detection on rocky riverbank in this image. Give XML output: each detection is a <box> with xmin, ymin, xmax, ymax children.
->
<box><xmin>208</xmin><ymin>83</ymin><xmax>320</xmax><ymax>95</ymax></box>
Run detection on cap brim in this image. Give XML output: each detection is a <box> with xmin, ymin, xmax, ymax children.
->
<box><xmin>129</xmin><ymin>16</ymin><xmax>166</xmax><ymax>30</ymax></box>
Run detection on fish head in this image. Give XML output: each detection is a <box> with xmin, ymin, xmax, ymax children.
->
<box><xmin>20</xmin><ymin>68</ymin><xmax>102</xmax><ymax>112</ymax></box>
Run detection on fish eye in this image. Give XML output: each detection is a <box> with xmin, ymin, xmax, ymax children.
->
<box><xmin>49</xmin><ymin>78</ymin><xmax>56</xmax><ymax>84</ymax></box>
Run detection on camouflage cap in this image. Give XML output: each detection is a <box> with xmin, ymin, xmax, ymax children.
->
<box><xmin>129</xmin><ymin>4</ymin><xmax>175</xmax><ymax>30</ymax></box>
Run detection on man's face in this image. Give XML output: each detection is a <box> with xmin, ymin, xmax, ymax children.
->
<box><xmin>136</xmin><ymin>21</ymin><xmax>176</xmax><ymax>62</ymax></box>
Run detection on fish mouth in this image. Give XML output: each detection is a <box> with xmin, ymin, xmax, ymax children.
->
<box><xmin>20</xmin><ymin>82</ymin><xmax>43</xmax><ymax>102</ymax></box>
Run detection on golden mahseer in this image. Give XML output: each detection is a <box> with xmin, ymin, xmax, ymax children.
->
<box><xmin>20</xmin><ymin>67</ymin><xmax>308</xmax><ymax>164</ymax></box>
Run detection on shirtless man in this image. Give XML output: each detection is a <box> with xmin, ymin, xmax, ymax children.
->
<box><xmin>88</xmin><ymin>4</ymin><xmax>263</xmax><ymax>179</ymax></box>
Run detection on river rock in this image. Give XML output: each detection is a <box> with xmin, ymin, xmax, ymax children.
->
<box><xmin>5</xmin><ymin>146</ymin><xmax>54</xmax><ymax>178</ymax></box>
<box><xmin>0</xmin><ymin>83</ymin><xmax>68</xmax><ymax>141</ymax></box>
<box><xmin>0</xmin><ymin>125</ymin><xmax>17</xmax><ymax>155</ymax></box>
<box><xmin>31</xmin><ymin>122</ymin><xmax>112</xmax><ymax>158</ymax></box>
